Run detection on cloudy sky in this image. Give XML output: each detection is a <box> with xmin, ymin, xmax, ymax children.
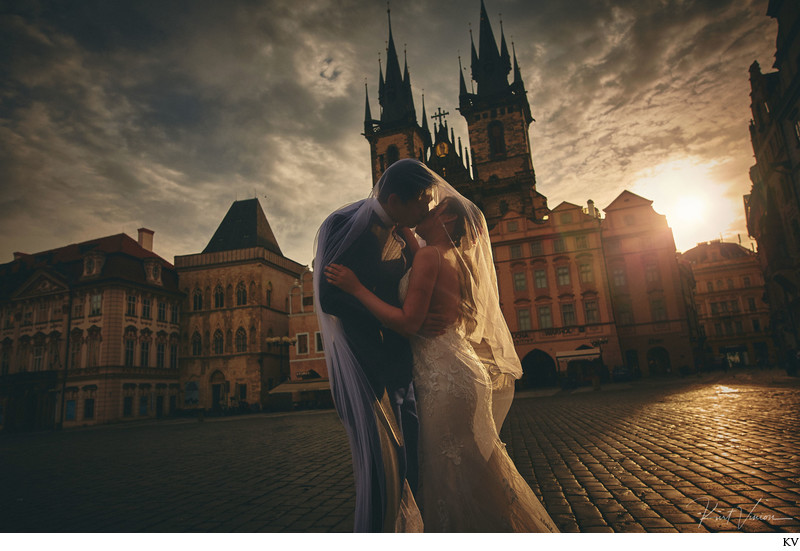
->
<box><xmin>0</xmin><ymin>0</ymin><xmax>779</xmax><ymax>267</ymax></box>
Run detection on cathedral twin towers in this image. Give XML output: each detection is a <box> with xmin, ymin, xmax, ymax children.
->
<box><xmin>363</xmin><ymin>1</ymin><xmax>549</xmax><ymax>229</ymax></box>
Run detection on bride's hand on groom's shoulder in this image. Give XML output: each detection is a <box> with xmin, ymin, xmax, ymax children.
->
<box><xmin>324</xmin><ymin>264</ymin><xmax>362</xmax><ymax>295</ymax></box>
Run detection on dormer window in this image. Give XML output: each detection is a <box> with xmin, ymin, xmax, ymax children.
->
<box><xmin>144</xmin><ymin>259</ymin><xmax>163</xmax><ymax>286</ymax></box>
<box><xmin>82</xmin><ymin>253</ymin><xmax>104</xmax><ymax>277</ymax></box>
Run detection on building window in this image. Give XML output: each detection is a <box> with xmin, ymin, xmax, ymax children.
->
<box><xmin>578</xmin><ymin>263</ymin><xmax>593</xmax><ymax>284</ymax></box>
<box><xmin>507</xmin><ymin>220</ymin><xmax>518</xmax><ymax>232</ymax></box>
<box><xmin>315</xmin><ymin>332</ymin><xmax>324</xmax><ymax>353</ymax></box>
<box><xmin>537</xmin><ymin>306</ymin><xmax>553</xmax><ymax>329</ymax></box>
<box><xmin>124</xmin><ymin>338</ymin><xmax>135</xmax><ymax>367</ymax></box>
<box><xmin>234</xmin><ymin>328</ymin><xmax>246</xmax><ymax>352</ymax></box>
<box><xmin>747</xmin><ymin>297</ymin><xmax>756</xmax><ymax>312</ymax></box>
<box><xmin>612</xmin><ymin>266</ymin><xmax>626</xmax><ymax>288</ymax></box>
<box><xmin>727</xmin><ymin>279</ymin><xmax>735</xmax><ymax>290</ymax></box>
<box><xmin>617</xmin><ymin>303</ymin><xmax>633</xmax><ymax>325</ymax></box>
<box><xmin>734</xmin><ymin>320</ymin><xmax>744</xmax><ymax>334</ymax></box>
<box><xmin>156</xmin><ymin>342</ymin><xmax>165</xmax><ymax>368</ymax></box>
<box><xmin>575</xmin><ymin>235</ymin><xmax>588</xmax><ymax>249</ymax></box>
<box><xmin>84</xmin><ymin>398</ymin><xmax>95</xmax><ymax>419</ymax></box>
<box><xmin>488</xmin><ymin>120</ymin><xmax>506</xmax><ymax>157</ymax></box>
<box><xmin>743</xmin><ymin>276</ymin><xmax>751</xmax><ymax>287</ymax></box>
<box><xmin>530</xmin><ymin>241</ymin><xmax>543</xmax><ymax>256</ymax></box>
<box><xmin>22</xmin><ymin>309</ymin><xmax>32</xmax><ymax>326</ymax></box>
<box><xmin>141</xmin><ymin>298</ymin><xmax>151</xmax><ymax>320</ymax></box>
<box><xmin>553</xmin><ymin>238</ymin><xmax>565</xmax><ymax>253</ymax></box>
<box><xmin>170</xmin><ymin>343</ymin><xmax>178</xmax><ymax>369</ymax></box>
<box><xmin>33</xmin><ymin>345</ymin><xmax>44</xmax><ymax>371</ymax></box>
<box><xmin>584</xmin><ymin>300</ymin><xmax>599</xmax><ymax>323</ymax></box>
<box><xmin>644</xmin><ymin>259</ymin><xmax>660</xmax><ymax>283</ymax></box>
<box><xmin>171</xmin><ymin>304</ymin><xmax>179</xmax><ymax>324</ymax></box>
<box><xmin>65</xmin><ymin>400</ymin><xmax>76</xmax><ymax>421</ymax></box>
<box><xmin>157</xmin><ymin>301</ymin><xmax>167</xmax><ymax>322</ymax></box>
<box><xmin>716</xmin><ymin>280</ymin><xmax>723</xmax><ymax>290</ymax></box>
<box><xmin>513</xmin><ymin>272</ymin><xmax>527</xmax><ymax>291</ymax></box>
<box><xmin>556</xmin><ymin>266</ymin><xmax>570</xmax><ymax>286</ymax></box>
<box><xmin>140</xmin><ymin>341</ymin><xmax>150</xmax><ymax>368</ymax></box>
<box><xmin>2</xmin><ymin>349</ymin><xmax>10</xmax><ymax>375</ymax></box>
<box><xmin>184</xmin><ymin>382</ymin><xmax>199</xmax><ymax>405</ymax></box>
<box><xmin>516</xmin><ymin>309</ymin><xmax>532</xmax><ymax>331</ymax></box>
<box><xmin>236</xmin><ymin>282</ymin><xmax>247</xmax><ymax>306</ymax></box>
<box><xmin>650</xmin><ymin>298</ymin><xmax>667</xmax><ymax>322</ymax></box>
<box><xmin>266</xmin><ymin>282</ymin><xmax>273</xmax><ymax>308</ymax></box>
<box><xmin>90</xmin><ymin>293</ymin><xmax>102</xmax><ymax>316</ymax></box>
<box><xmin>126</xmin><ymin>295</ymin><xmax>137</xmax><ymax>317</ymax></box>
<box><xmin>213</xmin><ymin>330</ymin><xmax>224</xmax><ymax>354</ymax></box>
<box><xmin>239</xmin><ymin>384</ymin><xmax>247</xmax><ymax>401</ymax></box>
<box><xmin>214</xmin><ymin>286</ymin><xmax>224</xmax><ymax>308</ymax></box>
<box><xmin>123</xmin><ymin>397</ymin><xmax>133</xmax><ymax>417</ymax></box>
<box><xmin>191</xmin><ymin>332</ymin><xmax>202</xmax><ymax>356</ymax></box>
<box><xmin>560</xmin><ymin>213</ymin><xmax>573</xmax><ymax>224</ymax></box>
<box><xmin>73</xmin><ymin>302</ymin><xmax>84</xmax><ymax>319</ymax></box>
<box><xmin>534</xmin><ymin>269</ymin><xmax>548</xmax><ymax>289</ymax></box>
<box><xmin>794</xmin><ymin>119</ymin><xmax>800</xmax><ymax>144</ymax></box>
<box><xmin>706</xmin><ymin>282</ymin><xmax>713</xmax><ymax>292</ymax></box>
<box><xmin>192</xmin><ymin>290</ymin><xmax>203</xmax><ymax>311</ymax></box>
<box><xmin>139</xmin><ymin>396</ymin><xmax>148</xmax><ymax>416</ymax></box>
<box><xmin>561</xmin><ymin>303</ymin><xmax>576</xmax><ymax>326</ymax></box>
<box><xmin>297</xmin><ymin>333</ymin><xmax>309</xmax><ymax>355</ymax></box>
<box><xmin>509</xmin><ymin>244</ymin><xmax>522</xmax><ymax>259</ymax></box>
<box><xmin>752</xmin><ymin>319</ymin><xmax>761</xmax><ymax>332</ymax></box>
<box><xmin>386</xmin><ymin>145</ymin><xmax>400</xmax><ymax>166</ymax></box>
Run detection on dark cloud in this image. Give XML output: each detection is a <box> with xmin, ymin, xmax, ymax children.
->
<box><xmin>0</xmin><ymin>0</ymin><xmax>778</xmax><ymax>265</ymax></box>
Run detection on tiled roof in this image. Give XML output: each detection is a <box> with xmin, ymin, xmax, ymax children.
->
<box><xmin>202</xmin><ymin>199</ymin><xmax>283</xmax><ymax>255</ymax></box>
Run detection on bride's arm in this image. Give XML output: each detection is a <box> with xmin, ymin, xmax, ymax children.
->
<box><xmin>324</xmin><ymin>247</ymin><xmax>439</xmax><ymax>337</ymax></box>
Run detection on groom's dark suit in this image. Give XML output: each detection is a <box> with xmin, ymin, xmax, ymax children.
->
<box><xmin>317</xmin><ymin>206</ymin><xmax>419</xmax><ymax>532</ymax></box>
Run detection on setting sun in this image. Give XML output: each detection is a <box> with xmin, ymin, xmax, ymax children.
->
<box><xmin>630</xmin><ymin>159</ymin><xmax>747</xmax><ymax>252</ymax></box>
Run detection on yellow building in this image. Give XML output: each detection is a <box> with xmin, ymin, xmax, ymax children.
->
<box><xmin>0</xmin><ymin>229</ymin><xmax>182</xmax><ymax>431</ymax></box>
<box><xmin>682</xmin><ymin>240</ymin><xmax>777</xmax><ymax>368</ymax></box>
<box><xmin>175</xmin><ymin>199</ymin><xmax>305</xmax><ymax>413</ymax></box>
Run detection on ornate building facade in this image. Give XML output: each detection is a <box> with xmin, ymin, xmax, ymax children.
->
<box><xmin>682</xmin><ymin>241</ymin><xmax>777</xmax><ymax>368</ymax></box>
<box><xmin>0</xmin><ymin>230</ymin><xmax>182</xmax><ymax>431</ymax></box>
<box><xmin>174</xmin><ymin>199</ymin><xmax>305</xmax><ymax>413</ymax></box>
<box><xmin>745</xmin><ymin>0</ymin><xmax>800</xmax><ymax>371</ymax></box>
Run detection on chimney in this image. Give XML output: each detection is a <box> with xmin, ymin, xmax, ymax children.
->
<box><xmin>13</xmin><ymin>252</ymin><xmax>26</xmax><ymax>261</ymax></box>
<box><xmin>138</xmin><ymin>228</ymin><xmax>154</xmax><ymax>252</ymax></box>
<box><xmin>587</xmin><ymin>199</ymin><xmax>596</xmax><ymax>218</ymax></box>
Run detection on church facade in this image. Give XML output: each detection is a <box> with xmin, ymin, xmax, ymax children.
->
<box><xmin>363</xmin><ymin>1</ymin><xmax>701</xmax><ymax>383</ymax></box>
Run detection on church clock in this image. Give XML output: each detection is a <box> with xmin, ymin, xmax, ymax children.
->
<box><xmin>435</xmin><ymin>141</ymin><xmax>449</xmax><ymax>158</ymax></box>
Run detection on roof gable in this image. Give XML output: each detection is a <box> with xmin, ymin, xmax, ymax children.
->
<box><xmin>12</xmin><ymin>269</ymin><xmax>69</xmax><ymax>300</ymax></box>
<box><xmin>604</xmin><ymin>190</ymin><xmax>653</xmax><ymax>212</ymax></box>
<box><xmin>203</xmin><ymin>199</ymin><xmax>283</xmax><ymax>255</ymax></box>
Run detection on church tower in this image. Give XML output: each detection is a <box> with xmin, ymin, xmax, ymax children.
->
<box><xmin>425</xmin><ymin>105</ymin><xmax>473</xmax><ymax>190</ymax></box>
<box><xmin>364</xmin><ymin>9</ymin><xmax>431</xmax><ymax>185</ymax></box>
<box><xmin>457</xmin><ymin>1</ymin><xmax>547</xmax><ymax>227</ymax></box>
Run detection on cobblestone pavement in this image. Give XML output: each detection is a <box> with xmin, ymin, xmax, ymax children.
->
<box><xmin>1</xmin><ymin>368</ymin><xmax>798</xmax><ymax>533</ymax></box>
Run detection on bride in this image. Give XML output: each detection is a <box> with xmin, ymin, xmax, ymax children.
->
<box><xmin>324</xmin><ymin>181</ymin><xmax>559</xmax><ymax>533</ymax></box>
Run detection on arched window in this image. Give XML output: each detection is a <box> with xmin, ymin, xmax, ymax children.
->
<box><xmin>386</xmin><ymin>145</ymin><xmax>400</xmax><ymax>167</ymax></box>
<box><xmin>192</xmin><ymin>289</ymin><xmax>203</xmax><ymax>311</ymax></box>
<box><xmin>266</xmin><ymin>282</ymin><xmax>273</xmax><ymax>308</ymax></box>
<box><xmin>214</xmin><ymin>285</ymin><xmax>224</xmax><ymax>308</ymax></box>
<box><xmin>235</xmin><ymin>327</ymin><xmax>247</xmax><ymax>352</ymax></box>
<box><xmin>191</xmin><ymin>332</ymin><xmax>202</xmax><ymax>356</ymax></box>
<box><xmin>213</xmin><ymin>330</ymin><xmax>224</xmax><ymax>354</ymax></box>
<box><xmin>236</xmin><ymin>282</ymin><xmax>247</xmax><ymax>306</ymax></box>
<box><xmin>488</xmin><ymin>120</ymin><xmax>506</xmax><ymax>157</ymax></box>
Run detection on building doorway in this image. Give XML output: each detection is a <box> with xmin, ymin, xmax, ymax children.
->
<box><xmin>519</xmin><ymin>349</ymin><xmax>558</xmax><ymax>388</ymax></box>
<box><xmin>209</xmin><ymin>371</ymin><xmax>227</xmax><ymax>413</ymax></box>
<box><xmin>646</xmin><ymin>347</ymin><xmax>671</xmax><ymax>376</ymax></box>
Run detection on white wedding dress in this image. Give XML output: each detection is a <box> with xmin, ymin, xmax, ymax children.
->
<box><xmin>400</xmin><ymin>270</ymin><xmax>559</xmax><ymax>533</ymax></box>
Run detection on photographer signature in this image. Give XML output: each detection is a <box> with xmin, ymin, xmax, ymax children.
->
<box><xmin>691</xmin><ymin>497</ymin><xmax>793</xmax><ymax>528</ymax></box>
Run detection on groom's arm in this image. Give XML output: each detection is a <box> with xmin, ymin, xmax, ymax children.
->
<box><xmin>318</xmin><ymin>234</ymin><xmax>378</xmax><ymax>322</ymax></box>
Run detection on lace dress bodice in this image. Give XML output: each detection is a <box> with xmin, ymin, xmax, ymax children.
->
<box><xmin>399</xmin><ymin>268</ymin><xmax>558</xmax><ymax>532</ymax></box>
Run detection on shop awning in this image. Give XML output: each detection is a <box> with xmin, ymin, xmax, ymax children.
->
<box><xmin>555</xmin><ymin>348</ymin><xmax>600</xmax><ymax>361</ymax></box>
<box><xmin>269</xmin><ymin>380</ymin><xmax>331</xmax><ymax>394</ymax></box>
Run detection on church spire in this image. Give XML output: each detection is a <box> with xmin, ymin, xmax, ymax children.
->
<box><xmin>364</xmin><ymin>82</ymin><xmax>373</xmax><ymax>133</ymax></box>
<box><xmin>512</xmin><ymin>41</ymin><xmax>523</xmax><ymax>85</ymax></box>
<box><xmin>379</xmin><ymin>5</ymin><xmax>417</xmax><ymax>126</ymax></box>
<box><xmin>458</xmin><ymin>55</ymin><xmax>468</xmax><ymax>99</ymax></box>
<box><xmin>471</xmin><ymin>0</ymin><xmax>510</xmax><ymax>96</ymax></box>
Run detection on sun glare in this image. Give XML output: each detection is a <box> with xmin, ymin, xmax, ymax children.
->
<box><xmin>630</xmin><ymin>159</ymin><xmax>743</xmax><ymax>252</ymax></box>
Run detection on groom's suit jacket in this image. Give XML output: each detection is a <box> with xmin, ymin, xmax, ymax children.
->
<box><xmin>317</xmin><ymin>209</ymin><xmax>413</xmax><ymax>396</ymax></box>
<box><xmin>318</xmin><ymin>206</ymin><xmax>419</xmax><ymax>532</ymax></box>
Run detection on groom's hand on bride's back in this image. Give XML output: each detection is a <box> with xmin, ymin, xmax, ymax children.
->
<box><xmin>419</xmin><ymin>312</ymin><xmax>452</xmax><ymax>337</ymax></box>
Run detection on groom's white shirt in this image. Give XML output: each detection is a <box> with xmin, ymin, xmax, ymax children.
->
<box><xmin>372</xmin><ymin>198</ymin><xmax>394</xmax><ymax>227</ymax></box>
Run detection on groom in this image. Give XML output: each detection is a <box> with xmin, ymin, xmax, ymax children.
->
<box><xmin>317</xmin><ymin>159</ymin><xmax>441</xmax><ymax>532</ymax></box>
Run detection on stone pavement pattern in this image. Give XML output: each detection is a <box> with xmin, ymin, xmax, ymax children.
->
<box><xmin>1</xmin><ymin>368</ymin><xmax>798</xmax><ymax>532</ymax></box>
